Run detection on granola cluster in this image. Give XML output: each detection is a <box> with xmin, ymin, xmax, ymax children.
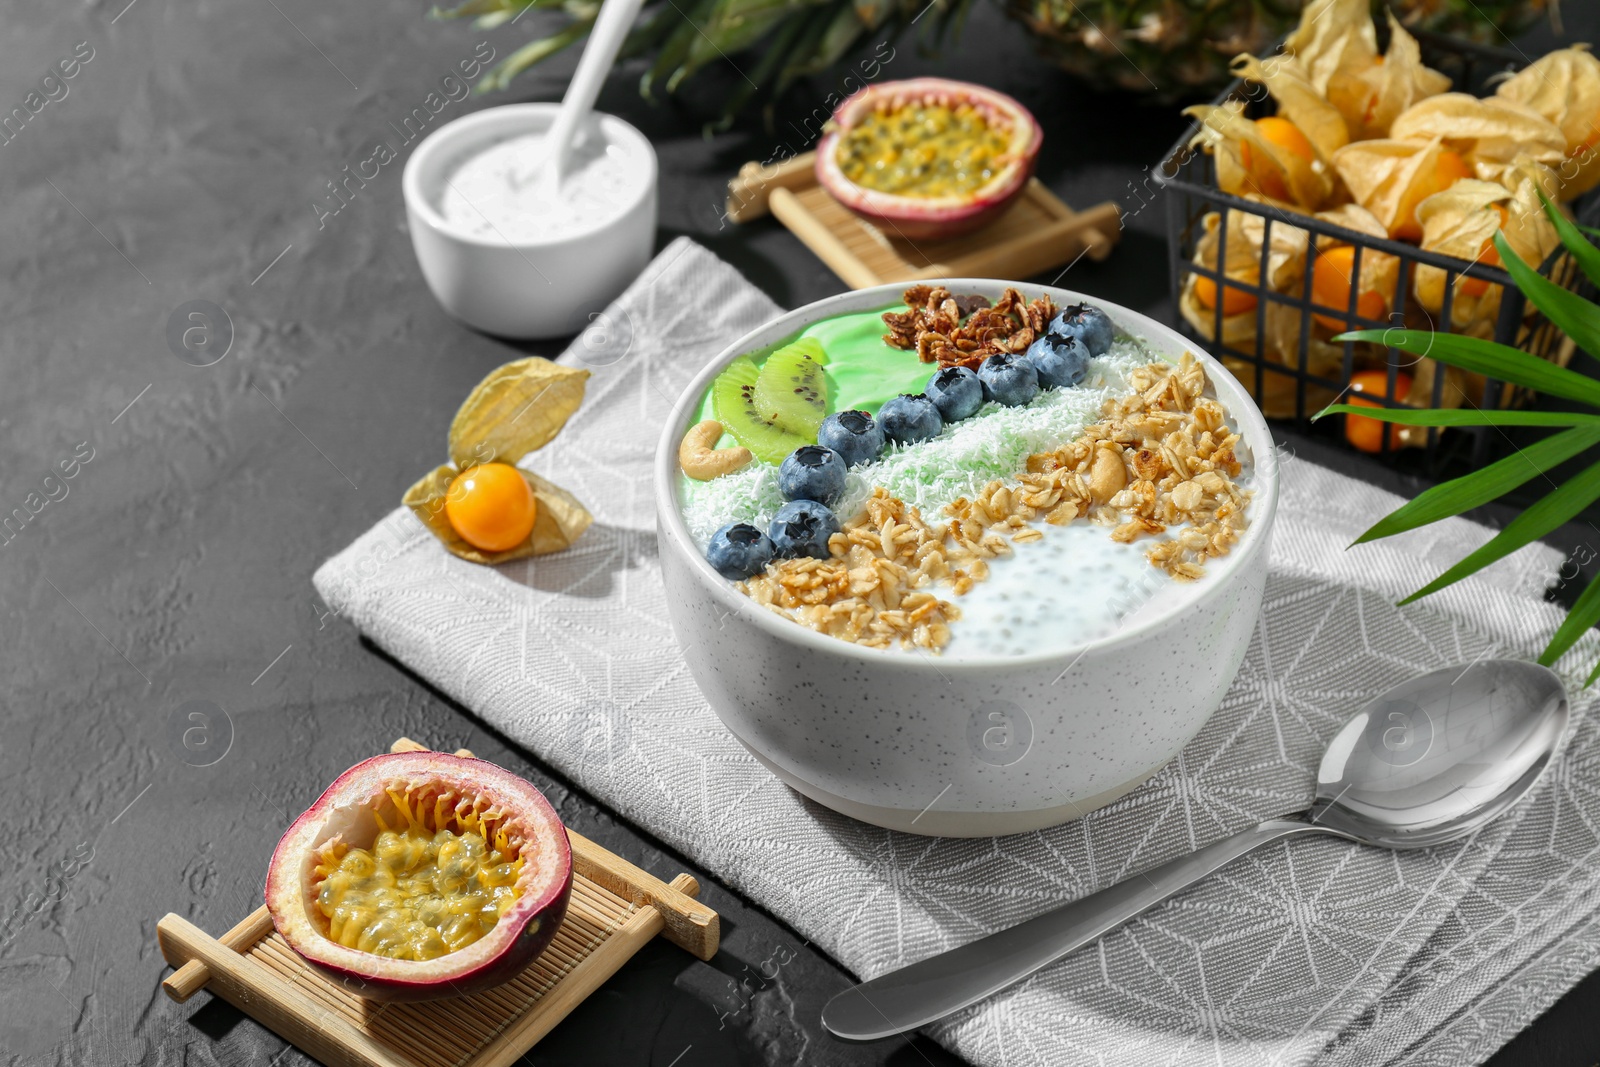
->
<box><xmin>740</xmin><ymin>490</ymin><xmax>962</xmax><ymax>651</ymax></box>
<box><xmin>740</xmin><ymin>355</ymin><xmax>1251</xmax><ymax>650</ymax></box>
<box><xmin>881</xmin><ymin>285</ymin><xmax>1058</xmax><ymax>370</ymax></box>
<box><xmin>1015</xmin><ymin>354</ymin><xmax>1249</xmax><ymax>579</ymax></box>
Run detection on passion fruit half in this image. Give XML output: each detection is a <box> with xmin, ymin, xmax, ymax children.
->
<box><xmin>264</xmin><ymin>751</ymin><xmax>572</xmax><ymax>1002</ymax></box>
<box><xmin>816</xmin><ymin>78</ymin><xmax>1043</xmax><ymax>241</ymax></box>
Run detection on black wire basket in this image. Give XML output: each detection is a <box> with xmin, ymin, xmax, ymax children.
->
<box><xmin>1154</xmin><ymin>28</ymin><xmax>1599</xmax><ymax>472</ymax></box>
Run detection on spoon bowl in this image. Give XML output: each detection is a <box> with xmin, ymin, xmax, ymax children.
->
<box><xmin>822</xmin><ymin>658</ymin><xmax>1569</xmax><ymax>1041</ymax></box>
<box><xmin>1312</xmin><ymin>659</ymin><xmax>1568</xmax><ymax>848</ymax></box>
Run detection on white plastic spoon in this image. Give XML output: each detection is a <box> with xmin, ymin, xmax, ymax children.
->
<box><xmin>519</xmin><ymin>0</ymin><xmax>646</xmax><ymax>193</ymax></box>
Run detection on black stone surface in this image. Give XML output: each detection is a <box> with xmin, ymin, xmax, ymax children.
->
<box><xmin>3</xmin><ymin>1</ymin><xmax>1599</xmax><ymax>1065</ymax></box>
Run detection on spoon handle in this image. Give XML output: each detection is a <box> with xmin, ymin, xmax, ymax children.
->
<box><xmin>545</xmin><ymin>0</ymin><xmax>645</xmax><ymax>185</ymax></box>
<box><xmin>822</xmin><ymin>817</ymin><xmax>1318</xmax><ymax>1041</ymax></box>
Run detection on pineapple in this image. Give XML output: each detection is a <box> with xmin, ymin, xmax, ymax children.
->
<box><xmin>436</xmin><ymin>0</ymin><xmax>1549</xmax><ymax>116</ymax></box>
<box><xmin>1005</xmin><ymin>0</ymin><xmax>1551</xmax><ymax>100</ymax></box>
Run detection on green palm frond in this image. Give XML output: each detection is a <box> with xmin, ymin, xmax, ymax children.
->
<box><xmin>1315</xmin><ymin>193</ymin><xmax>1600</xmax><ymax>682</ymax></box>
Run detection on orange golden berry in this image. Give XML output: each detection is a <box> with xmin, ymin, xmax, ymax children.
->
<box><xmin>1392</xmin><ymin>149</ymin><xmax>1473</xmax><ymax>240</ymax></box>
<box><xmin>1311</xmin><ymin>246</ymin><xmax>1387</xmax><ymax>330</ymax></box>
<box><xmin>1194</xmin><ymin>274</ymin><xmax>1259</xmax><ymax>315</ymax></box>
<box><xmin>445</xmin><ymin>463</ymin><xmax>538</xmax><ymax>553</ymax></box>
<box><xmin>1460</xmin><ymin>203</ymin><xmax>1510</xmax><ymax>298</ymax></box>
<box><xmin>1257</xmin><ymin>117</ymin><xmax>1316</xmax><ymax>162</ymax></box>
<box><xmin>1238</xmin><ymin>116</ymin><xmax>1315</xmax><ymax>202</ymax></box>
<box><xmin>1344</xmin><ymin>369</ymin><xmax>1413</xmax><ymax>454</ymax></box>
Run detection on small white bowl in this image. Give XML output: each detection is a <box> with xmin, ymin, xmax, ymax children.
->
<box><xmin>654</xmin><ymin>282</ymin><xmax>1280</xmax><ymax>837</ymax></box>
<box><xmin>402</xmin><ymin>103</ymin><xmax>658</xmax><ymax>339</ymax></box>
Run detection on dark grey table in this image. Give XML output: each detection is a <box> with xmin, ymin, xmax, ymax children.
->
<box><xmin>3</xmin><ymin>1</ymin><xmax>1598</xmax><ymax>1064</ymax></box>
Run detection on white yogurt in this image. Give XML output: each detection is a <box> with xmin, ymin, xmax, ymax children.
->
<box><xmin>436</xmin><ymin>129</ymin><xmax>649</xmax><ymax>243</ymax></box>
<box><xmin>943</xmin><ymin>524</ymin><xmax>1203</xmax><ymax>658</ymax></box>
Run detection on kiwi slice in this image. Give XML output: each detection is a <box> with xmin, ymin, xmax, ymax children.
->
<box><xmin>711</xmin><ymin>355</ymin><xmax>810</xmax><ymax>465</ymax></box>
<box><xmin>752</xmin><ymin>339</ymin><xmax>830</xmax><ymax>438</ymax></box>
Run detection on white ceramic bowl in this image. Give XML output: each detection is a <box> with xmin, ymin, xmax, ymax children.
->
<box><xmin>402</xmin><ymin>103</ymin><xmax>658</xmax><ymax>339</ymax></box>
<box><xmin>655</xmin><ymin>282</ymin><xmax>1279</xmax><ymax>837</ymax></box>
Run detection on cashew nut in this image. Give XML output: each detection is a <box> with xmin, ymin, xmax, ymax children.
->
<box><xmin>679</xmin><ymin>419</ymin><xmax>753</xmax><ymax>481</ymax></box>
<box><xmin>1089</xmin><ymin>443</ymin><xmax>1127</xmax><ymax>504</ymax></box>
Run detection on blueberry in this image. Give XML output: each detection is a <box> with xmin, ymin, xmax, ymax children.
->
<box><xmin>778</xmin><ymin>445</ymin><xmax>847</xmax><ymax>504</ymax></box>
<box><xmin>1024</xmin><ymin>334</ymin><xmax>1091</xmax><ymax>389</ymax></box>
<box><xmin>817</xmin><ymin>410</ymin><xmax>885</xmax><ymax>467</ymax></box>
<box><xmin>878</xmin><ymin>394</ymin><xmax>943</xmax><ymax>445</ymax></box>
<box><xmin>924</xmin><ymin>366</ymin><xmax>984</xmax><ymax>422</ymax></box>
<box><xmin>706</xmin><ymin>522</ymin><xmax>775</xmax><ymax>579</ymax></box>
<box><xmin>768</xmin><ymin>499</ymin><xmax>839</xmax><ymax>559</ymax></box>
<box><xmin>1048</xmin><ymin>303</ymin><xmax>1115</xmax><ymax>357</ymax></box>
<box><xmin>978</xmin><ymin>352</ymin><xmax>1040</xmax><ymax>407</ymax></box>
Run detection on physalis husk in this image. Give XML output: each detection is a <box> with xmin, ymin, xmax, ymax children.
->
<box><xmin>403</xmin><ymin>358</ymin><xmax>593</xmax><ymax>565</ymax></box>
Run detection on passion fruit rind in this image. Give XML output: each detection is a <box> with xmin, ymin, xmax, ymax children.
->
<box><xmin>265</xmin><ymin>751</ymin><xmax>573</xmax><ymax>1002</ymax></box>
<box><xmin>816</xmin><ymin>77</ymin><xmax>1043</xmax><ymax>241</ymax></box>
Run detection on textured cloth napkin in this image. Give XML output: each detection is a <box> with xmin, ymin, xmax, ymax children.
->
<box><xmin>315</xmin><ymin>238</ymin><xmax>1600</xmax><ymax>1067</ymax></box>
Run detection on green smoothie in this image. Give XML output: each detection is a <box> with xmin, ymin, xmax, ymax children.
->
<box><xmin>691</xmin><ymin>305</ymin><xmax>936</xmax><ymax>438</ymax></box>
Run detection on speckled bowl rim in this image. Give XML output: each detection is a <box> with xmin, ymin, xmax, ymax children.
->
<box><xmin>402</xmin><ymin>102</ymin><xmax>658</xmax><ymax>250</ymax></box>
<box><xmin>653</xmin><ymin>280</ymin><xmax>1280</xmax><ymax>671</ymax></box>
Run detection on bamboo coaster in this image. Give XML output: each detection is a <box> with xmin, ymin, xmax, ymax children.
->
<box><xmin>725</xmin><ymin>150</ymin><xmax>1123</xmax><ymax>289</ymax></box>
<box><xmin>156</xmin><ymin>738</ymin><xmax>719</xmax><ymax>1067</ymax></box>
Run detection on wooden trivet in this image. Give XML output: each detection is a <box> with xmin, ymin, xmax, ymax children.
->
<box><xmin>726</xmin><ymin>150</ymin><xmax>1122</xmax><ymax>289</ymax></box>
<box><xmin>156</xmin><ymin>738</ymin><xmax>719</xmax><ymax>1067</ymax></box>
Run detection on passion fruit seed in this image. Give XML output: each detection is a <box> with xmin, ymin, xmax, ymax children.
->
<box><xmin>835</xmin><ymin>102</ymin><xmax>1011</xmax><ymax>197</ymax></box>
<box><xmin>316</xmin><ymin>823</ymin><xmax>522</xmax><ymax>961</ymax></box>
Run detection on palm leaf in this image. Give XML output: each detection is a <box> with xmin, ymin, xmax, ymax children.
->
<box><xmin>1398</xmin><ymin>455</ymin><xmax>1600</xmax><ymax>605</ymax></box>
<box><xmin>1313</xmin><ymin>406</ymin><xmax>1600</xmax><ymax>428</ymax></box>
<box><xmin>1333</xmin><ymin>329</ymin><xmax>1600</xmax><ymax>408</ymax></box>
<box><xmin>1542</xmin><ymin>568</ymin><xmax>1600</xmax><ymax>668</ymax></box>
<box><xmin>1495</xmin><ymin>231</ymin><xmax>1600</xmax><ymax>362</ymax></box>
<box><xmin>1349</xmin><ymin>425</ymin><xmax>1600</xmax><ymax>544</ymax></box>
<box><xmin>1538</xmin><ymin>191</ymin><xmax>1600</xmax><ymax>290</ymax></box>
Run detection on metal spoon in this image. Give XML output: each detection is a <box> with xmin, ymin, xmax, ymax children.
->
<box><xmin>822</xmin><ymin>659</ymin><xmax>1569</xmax><ymax>1041</ymax></box>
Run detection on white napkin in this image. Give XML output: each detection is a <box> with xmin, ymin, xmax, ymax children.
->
<box><xmin>315</xmin><ymin>238</ymin><xmax>1600</xmax><ymax>1067</ymax></box>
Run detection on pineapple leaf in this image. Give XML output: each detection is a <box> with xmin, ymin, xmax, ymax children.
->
<box><xmin>775</xmin><ymin>4</ymin><xmax>836</xmax><ymax>92</ymax></box>
<box><xmin>1313</xmin><ymin>406</ymin><xmax>1600</xmax><ymax>428</ymax></box>
<box><xmin>677</xmin><ymin>0</ymin><xmax>777</xmax><ymax>88</ymax></box>
<box><xmin>1350</xmin><ymin>425</ymin><xmax>1600</xmax><ymax>545</ymax></box>
<box><xmin>1541</xmin><ymin>567</ymin><xmax>1600</xmax><ymax>669</ymax></box>
<box><xmin>1333</xmin><ymin>329</ymin><xmax>1600</xmax><ymax>409</ymax></box>
<box><xmin>641</xmin><ymin>5</ymin><xmax>705</xmax><ymax>99</ymax></box>
<box><xmin>619</xmin><ymin>4</ymin><xmax>681</xmax><ymax>60</ymax></box>
<box><xmin>430</xmin><ymin>0</ymin><xmax>529</xmax><ymax>18</ymax></box>
<box><xmin>710</xmin><ymin>13</ymin><xmax>807</xmax><ymax>127</ymax></box>
<box><xmin>477</xmin><ymin>17</ymin><xmax>594</xmax><ymax>92</ymax></box>
<box><xmin>815</xmin><ymin>1</ymin><xmax>872</xmax><ymax>70</ymax></box>
<box><xmin>1495</xmin><ymin>231</ymin><xmax>1600</xmax><ymax>362</ymax></box>
<box><xmin>1538</xmin><ymin>190</ymin><xmax>1600</xmax><ymax>290</ymax></box>
<box><xmin>470</xmin><ymin>10</ymin><xmax>520</xmax><ymax>28</ymax></box>
<box><xmin>1397</xmin><ymin>455</ymin><xmax>1600</xmax><ymax>605</ymax></box>
<box><xmin>853</xmin><ymin>0</ymin><xmax>894</xmax><ymax>30</ymax></box>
